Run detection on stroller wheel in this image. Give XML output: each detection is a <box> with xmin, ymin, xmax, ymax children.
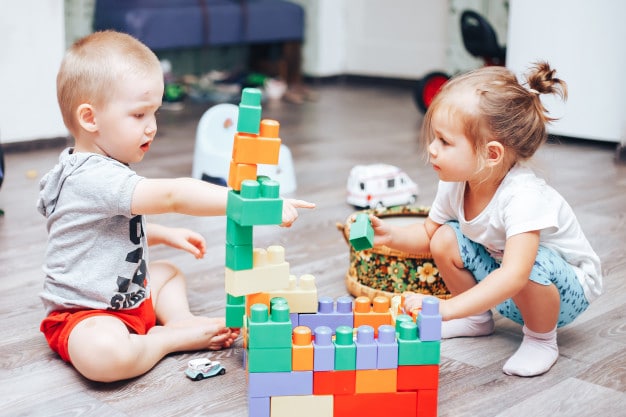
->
<box><xmin>414</xmin><ymin>72</ymin><xmax>449</xmax><ymax>113</ymax></box>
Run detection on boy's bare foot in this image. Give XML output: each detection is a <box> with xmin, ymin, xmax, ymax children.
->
<box><xmin>150</xmin><ymin>316</ymin><xmax>239</xmax><ymax>351</ymax></box>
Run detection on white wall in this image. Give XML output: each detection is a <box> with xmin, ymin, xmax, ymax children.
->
<box><xmin>0</xmin><ymin>0</ymin><xmax>67</xmax><ymax>144</ymax></box>
<box><xmin>293</xmin><ymin>0</ymin><xmax>448</xmax><ymax>79</ymax></box>
<box><xmin>507</xmin><ymin>0</ymin><xmax>626</xmax><ymax>144</ymax></box>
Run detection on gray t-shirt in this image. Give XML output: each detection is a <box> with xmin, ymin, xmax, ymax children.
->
<box><xmin>37</xmin><ymin>148</ymin><xmax>149</xmax><ymax>314</ymax></box>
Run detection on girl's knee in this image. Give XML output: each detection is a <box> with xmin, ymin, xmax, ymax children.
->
<box><xmin>430</xmin><ymin>224</ymin><xmax>460</xmax><ymax>260</ymax></box>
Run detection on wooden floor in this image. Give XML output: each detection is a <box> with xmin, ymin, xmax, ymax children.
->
<box><xmin>1</xmin><ymin>82</ymin><xmax>625</xmax><ymax>417</ymax></box>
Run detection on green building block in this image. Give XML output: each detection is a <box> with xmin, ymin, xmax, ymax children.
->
<box><xmin>397</xmin><ymin>321</ymin><xmax>441</xmax><ymax>365</ymax></box>
<box><xmin>225</xmin><ymin>293</ymin><xmax>245</xmax><ymax>328</ymax></box>
<box><xmin>334</xmin><ymin>325</ymin><xmax>356</xmax><ymax>370</ymax></box>
<box><xmin>226</xmin><ymin>179</ymin><xmax>283</xmax><ymax>226</ymax></box>
<box><xmin>349</xmin><ymin>213</ymin><xmax>374</xmax><ymax>251</ymax></box>
<box><xmin>248</xmin><ymin>303</ymin><xmax>292</xmax><ymax>349</ymax></box>
<box><xmin>237</xmin><ymin>87</ymin><xmax>262</xmax><ymax>135</ymax></box>
<box><xmin>226</xmin><ymin>218</ymin><xmax>253</xmax><ymax>246</ymax></box>
<box><xmin>247</xmin><ymin>346</ymin><xmax>292</xmax><ymax>372</ymax></box>
<box><xmin>225</xmin><ymin>243</ymin><xmax>253</xmax><ymax>270</ymax></box>
<box><xmin>395</xmin><ymin>314</ymin><xmax>413</xmax><ymax>332</ymax></box>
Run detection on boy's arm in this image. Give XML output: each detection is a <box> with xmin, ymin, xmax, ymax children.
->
<box><xmin>146</xmin><ymin>223</ymin><xmax>207</xmax><ymax>259</ymax></box>
<box><xmin>132</xmin><ymin>178</ymin><xmax>315</xmax><ymax>225</ymax></box>
<box><xmin>132</xmin><ymin>178</ymin><xmax>228</xmax><ymax>216</ymax></box>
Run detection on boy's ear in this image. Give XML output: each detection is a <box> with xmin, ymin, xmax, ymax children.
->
<box><xmin>76</xmin><ymin>103</ymin><xmax>98</xmax><ymax>133</ymax></box>
<box><xmin>486</xmin><ymin>140</ymin><xmax>504</xmax><ymax>166</ymax></box>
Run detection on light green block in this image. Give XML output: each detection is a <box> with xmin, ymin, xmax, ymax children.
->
<box><xmin>237</xmin><ymin>88</ymin><xmax>262</xmax><ymax>135</ymax></box>
<box><xmin>248</xmin><ymin>303</ymin><xmax>292</xmax><ymax>349</ymax></box>
<box><xmin>334</xmin><ymin>325</ymin><xmax>356</xmax><ymax>370</ymax></box>
<box><xmin>397</xmin><ymin>321</ymin><xmax>441</xmax><ymax>365</ymax></box>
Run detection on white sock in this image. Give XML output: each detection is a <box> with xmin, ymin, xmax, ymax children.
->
<box><xmin>503</xmin><ymin>325</ymin><xmax>558</xmax><ymax>377</ymax></box>
<box><xmin>441</xmin><ymin>310</ymin><xmax>495</xmax><ymax>339</ymax></box>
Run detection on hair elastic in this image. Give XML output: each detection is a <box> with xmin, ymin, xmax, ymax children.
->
<box><xmin>528</xmin><ymin>88</ymin><xmax>540</xmax><ymax>95</ymax></box>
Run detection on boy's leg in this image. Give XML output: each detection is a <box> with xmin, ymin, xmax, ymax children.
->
<box><xmin>430</xmin><ymin>223</ymin><xmax>495</xmax><ymax>338</ymax></box>
<box><xmin>149</xmin><ymin>260</ymin><xmax>239</xmax><ymax>347</ymax></box>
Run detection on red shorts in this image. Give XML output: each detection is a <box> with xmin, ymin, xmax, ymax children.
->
<box><xmin>40</xmin><ymin>297</ymin><xmax>157</xmax><ymax>363</ymax></box>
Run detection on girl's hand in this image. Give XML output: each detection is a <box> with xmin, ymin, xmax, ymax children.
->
<box><xmin>164</xmin><ymin>227</ymin><xmax>207</xmax><ymax>259</ymax></box>
<box><xmin>368</xmin><ymin>214</ymin><xmax>393</xmax><ymax>247</ymax></box>
<box><xmin>280</xmin><ymin>198</ymin><xmax>316</xmax><ymax>227</ymax></box>
<box><xmin>403</xmin><ymin>292</ymin><xmax>429</xmax><ymax>314</ymax></box>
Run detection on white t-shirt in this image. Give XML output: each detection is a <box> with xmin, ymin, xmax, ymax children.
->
<box><xmin>428</xmin><ymin>164</ymin><xmax>602</xmax><ymax>303</ymax></box>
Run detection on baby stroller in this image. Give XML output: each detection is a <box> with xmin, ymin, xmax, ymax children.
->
<box><xmin>413</xmin><ymin>10</ymin><xmax>506</xmax><ymax>113</ymax></box>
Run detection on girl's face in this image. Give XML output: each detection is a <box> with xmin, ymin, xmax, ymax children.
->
<box><xmin>91</xmin><ymin>69</ymin><xmax>164</xmax><ymax>165</ymax></box>
<box><xmin>427</xmin><ymin>106</ymin><xmax>480</xmax><ymax>183</ymax></box>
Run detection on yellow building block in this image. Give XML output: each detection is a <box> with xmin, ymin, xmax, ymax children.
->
<box><xmin>269</xmin><ymin>274</ymin><xmax>318</xmax><ymax>313</ymax></box>
<box><xmin>270</xmin><ymin>395</ymin><xmax>333</xmax><ymax>417</ymax></box>
<box><xmin>225</xmin><ymin>246</ymin><xmax>290</xmax><ymax>296</ymax></box>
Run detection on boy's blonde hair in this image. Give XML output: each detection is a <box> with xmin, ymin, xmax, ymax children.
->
<box><xmin>56</xmin><ymin>30</ymin><xmax>162</xmax><ymax>134</ymax></box>
<box><xmin>421</xmin><ymin>62</ymin><xmax>568</xmax><ymax>166</ymax></box>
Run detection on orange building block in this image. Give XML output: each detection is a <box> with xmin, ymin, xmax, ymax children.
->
<box><xmin>397</xmin><ymin>365</ymin><xmax>439</xmax><ymax>391</ymax></box>
<box><xmin>353</xmin><ymin>296</ymin><xmax>392</xmax><ymax>336</ymax></box>
<box><xmin>231</xmin><ymin>120</ymin><xmax>281</xmax><ymax>165</ymax></box>
<box><xmin>246</xmin><ymin>292</ymin><xmax>270</xmax><ymax>317</ymax></box>
<box><xmin>333</xmin><ymin>392</ymin><xmax>417</xmax><ymax>417</ymax></box>
<box><xmin>313</xmin><ymin>370</ymin><xmax>356</xmax><ymax>395</ymax></box>
<box><xmin>354</xmin><ymin>369</ymin><xmax>397</xmax><ymax>393</ymax></box>
<box><xmin>227</xmin><ymin>160</ymin><xmax>257</xmax><ymax>191</ymax></box>
<box><xmin>292</xmin><ymin>326</ymin><xmax>314</xmax><ymax>371</ymax></box>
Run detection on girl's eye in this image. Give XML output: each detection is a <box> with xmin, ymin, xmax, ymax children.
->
<box><xmin>134</xmin><ymin>113</ymin><xmax>144</xmax><ymax>119</ymax></box>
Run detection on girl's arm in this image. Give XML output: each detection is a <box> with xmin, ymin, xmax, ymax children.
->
<box><xmin>440</xmin><ymin>230</ymin><xmax>540</xmax><ymax>320</ymax></box>
<box><xmin>370</xmin><ymin>215</ymin><xmax>441</xmax><ymax>254</ymax></box>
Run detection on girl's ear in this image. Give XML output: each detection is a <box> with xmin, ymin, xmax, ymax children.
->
<box><xmin>486</xmin><ymin>140</ymin><xmax>505</xmax><ymax>166</ymax></box>
<box><xmin>76</xmin><ymin>103</ymin><xmax>98</xmax><ymax>133</ymax></box>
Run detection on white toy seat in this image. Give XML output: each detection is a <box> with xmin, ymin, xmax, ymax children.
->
<box><xmin>191</xmin><ymin>103</ymin><xmax>297</xmax><ymax>194</ymax></box>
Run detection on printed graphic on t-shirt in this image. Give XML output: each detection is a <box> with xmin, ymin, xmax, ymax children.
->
<box><xmin>110</xmin><ymin>215</ymin><xmax>147</xmax><ymax>309</ymax></box>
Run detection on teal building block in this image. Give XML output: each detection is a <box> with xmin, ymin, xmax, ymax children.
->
<box><xmin>226</xmin><ymin>180</ymin><xmax>283</xmax><ymax>226</ymax></box>
<box><xmin>248</xmin><ymin>303</ymin><xmax>292</xmax><ymax>349</ymax></box>
<box><xmin>349</xmin><ymin>213</ymin><xmax>374</xmax><ymax>251</ymax></box>
<box><xmin>334</xmin><ymin>325</ymin><xmax>356</xmax><ymax>370</ymax></box>
<box><xmin>397</xmin><ymin>321</ymin><xmax>441</xmax><ymax>365</ymax></box>
<box><xmin>237</xmin><ymin>87</ymin><xmax>262</xmax><ymax>135</ymax></box>
<box><xmin>225</xmin><ymin>293</ymin><xmax>245</xmax><ymax>328</ymax></box>
<box><xmin>395</xmin><ymin>314</ymin><xmax>414</xmax><ymax>332</ymax></box>
<box><xmin>226</xmin><ymin>217</ymin><xmax>253</xmax><ymax>246</ymax></box>
<box><xmin>247</xmin><ymin>346</ymin><xmax>292</xmax><ymax>373</ymax></box>
<box><xmin>225</xmin><ymin>242</ymin><xmax>253</xmax><ymax>270</ymax></box>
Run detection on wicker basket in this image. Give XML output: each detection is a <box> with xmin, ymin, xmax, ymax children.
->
<box><xmin>338</xmin><ymin>205</ymin><xmax>450</xmax><ymax>301</ymax></box>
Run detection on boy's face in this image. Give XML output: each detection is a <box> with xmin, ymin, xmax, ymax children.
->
<box><xmin>91</xmin><ymin>69</ymin><xmax>164</xmax><ymax>164</ymax></box>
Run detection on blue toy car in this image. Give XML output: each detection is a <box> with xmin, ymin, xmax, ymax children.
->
<box><xmin>185</xmin><ymin>358</ymin><xmax>226</xmax><ymax>381</ymax></box>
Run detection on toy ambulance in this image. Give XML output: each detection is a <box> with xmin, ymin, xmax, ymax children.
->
<box><xmin>346</xmin><ymin>164</ymin><xmax>419</xmax><ymax>209</ymax></box>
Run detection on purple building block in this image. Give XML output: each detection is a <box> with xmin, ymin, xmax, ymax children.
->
<box><xmin>290</xmin><ymin>312</ymin><xmax>299</xmax><ymax>329</ymax></box>
<box><xmin>248</xmin><ymin>397</ymin><xmax>270</xmax><ymax>417</ymax></box>
<box><xmin>355</xmin><ymin>325</ymin><xmax>377</xmax><ymax>370</ymax></box>
<box><xmin>417</xmin><ymin>296</ymin><xmax>442</xmax><ymax>341</ymax></box>
<box><xmin>376</xmin><ymin>324</ymin><xmax>398</xmax><ymax>369</ymax></box>
<box><xmin>248</xmin><ymin>371</ymin><xmax>313</xmax><ymax>398</ymax></box>
<box><xmin>312</xmin><ymin>326</ymin><xmax>335</xmax><ymax>371</ymax></box>
<box><xmin>298</xmin><ymin>296</ymin><xmax>353</xmax><ymax>333</ymax></box>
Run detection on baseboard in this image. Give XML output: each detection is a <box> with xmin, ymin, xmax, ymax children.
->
<box><xmin>2</xmin><ymin>136</ymin><xmax>71</xmax><ymax>153</ymax></box>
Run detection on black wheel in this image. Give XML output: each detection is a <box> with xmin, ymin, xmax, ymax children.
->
<box><xmin>414</xmin><ymin>72</ymin><xmax>450</xmax><ymax>113</ymax></box>
<box><xmin>219</xmin><ymin>368</ymin><xmax>226</xmax><ymax>375</ymax></box>
<box><xmin>194</xmin><ymin>374</ymin><xmax>204</xmax><ymax>381</ymax></box>
<box><xmin>408</xmin><ymin>195</ymin><xmax>417</xmax><ymax>205</ymax></box>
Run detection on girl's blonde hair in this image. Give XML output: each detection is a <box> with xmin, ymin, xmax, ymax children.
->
<box><xmin>421</xmin><ymin>62</ymin><xmax>567</xmax><ymax>165</ymax></box>
<box><xmin>56</xmin><ymin>30</ymin><xmax>161</xmax><ymax>134</ymax></box>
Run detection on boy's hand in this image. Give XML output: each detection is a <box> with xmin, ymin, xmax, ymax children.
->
<box><xmin>280</xmin><ymin>198</ymin><xmax>315</xmax><ymax>227</ymax></box>
<box><xmin>164</xmin><ymin>227</ymin><xmax>207</xmax><ymax>259</ymax></box>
